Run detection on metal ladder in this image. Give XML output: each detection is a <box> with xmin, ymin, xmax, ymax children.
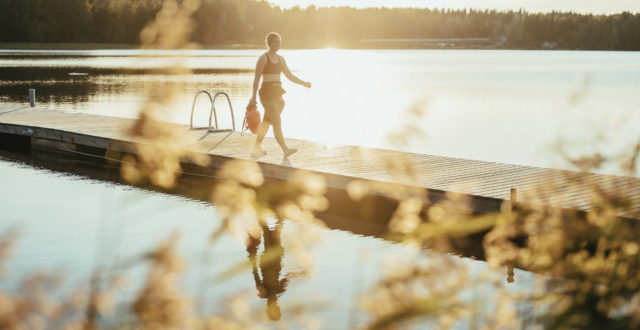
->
<box><xmin>189</xmin><ymin>90</ymin><xmax>236</xmax><ymax>132</ymax></box>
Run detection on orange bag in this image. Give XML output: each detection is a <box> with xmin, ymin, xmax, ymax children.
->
<box><xmin>242</xmin><ymin>103</ymin><xmax>261</xmax><ymax>135</ymax></box>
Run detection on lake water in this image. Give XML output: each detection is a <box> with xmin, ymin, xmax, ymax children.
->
<box><xmin>1</xmin><ymin>49</ymin><xmax>639</xmax><ymax>175</ymax></box>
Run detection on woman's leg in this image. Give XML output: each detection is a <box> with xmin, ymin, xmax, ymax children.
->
<box><xmin>271</xmin><ymin>99</ymin><xmax>297</xmax><ymax>157</ymax></box>
<box><xmin>254</xmin><ymin>98</ymin><xmax>296</xmax><ymax>157</ymax></box>
<box><xmin>252</xmin><ymin>121</ymin><xmax>270</xmax><ymax>157</ymax></box>
<box><xmin>252</xmin><ymin>97</ymin><xmax>272</xmax><ymax>158</ymax></box>
<box><xmin>271</xmin><ymin>121</ymin><xmax>287</xmax><ymax>150</ymax></box>
<box><xmin>254</xmin><ymin>120</ymin><xmax>270</xmax><ymax>148</ymax></box>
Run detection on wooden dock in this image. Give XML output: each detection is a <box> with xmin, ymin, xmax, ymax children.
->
<box><xmin>1</xmin><ymin>103</ymin><xmax>639</xmax><ymax>218</ymax></box>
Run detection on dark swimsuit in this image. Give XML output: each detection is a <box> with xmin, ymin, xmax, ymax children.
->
<box><xmin>259</xmin><ymin>53</ymin><xmax>286</xmax><ymax>125</ymax></box>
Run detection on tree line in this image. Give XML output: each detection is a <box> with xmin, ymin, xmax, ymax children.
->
<box><xmin>1</xmin><ymin>0</ymin><xmax>639</xmax><ymax>50</ymax></box>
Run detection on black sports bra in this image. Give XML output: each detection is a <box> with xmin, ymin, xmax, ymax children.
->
<box><xmin>262</xmin><ymin>53</ymin><xmax>282</xmax><ymax>75</ymax></box>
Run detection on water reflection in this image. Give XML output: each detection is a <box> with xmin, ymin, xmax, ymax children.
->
<box><xmin>247</xmin><ymin>218</ymin><xmax>288</xmax><ymax>320</ymax></box>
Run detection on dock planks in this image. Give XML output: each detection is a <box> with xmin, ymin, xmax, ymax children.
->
<box><xmin>1</xmin><ymin>105</ymin><xmax>638</xmax><ymax>218</ymax></box>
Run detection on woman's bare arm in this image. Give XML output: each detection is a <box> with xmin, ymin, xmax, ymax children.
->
<box><xmin>281</xmin><ymin>56</ymin><xmax>311</xmax><ymax>88</ymax></box>
<box><xmin>250</xmin><ymin>55</ymin><xmax>266</xmax><ymax>104</ymax></box>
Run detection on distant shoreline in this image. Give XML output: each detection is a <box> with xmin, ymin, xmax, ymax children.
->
<box><xmin>1</xmin><ymin>42</ymin><xmax>639</xmax><ymax>52</ymax></box>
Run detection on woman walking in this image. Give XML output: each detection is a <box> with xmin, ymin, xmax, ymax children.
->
<box><xmin>249</xmin><ymin>32</ymin><xmax>311</xmax><ymax>158</ymax></box>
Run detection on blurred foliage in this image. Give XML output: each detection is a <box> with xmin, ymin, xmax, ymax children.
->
<box><xmin>358</xmin><ymin>147</ymin><xmax>640</xmax><ymax>328</ymax></box>
<box><xmin>120</xmin><ymin>0</ymin><xmax>209</xmax><ymax>189</ymax></box>
<box><xmin>1</xmin><ymin>0</ymin><xmax>640</xmax><ymax>49</ymax></box>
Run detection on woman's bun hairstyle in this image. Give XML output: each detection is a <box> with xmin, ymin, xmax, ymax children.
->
<box><xmin>265</xmin><ymin>32</ymin><xmax>281</xmax><ymax>47</ymax></box>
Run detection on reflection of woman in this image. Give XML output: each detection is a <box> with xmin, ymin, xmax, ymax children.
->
<box><xmin>246</xmin><ymin>219</ymin><xmax>288</xmax><ymax>321</ymax></box>
<box><xmin>249</xmin><ymin>32</ymin><xmax>311</xmax><ymax>159</ymax></box>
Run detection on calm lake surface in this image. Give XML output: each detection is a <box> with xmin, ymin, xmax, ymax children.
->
<box><xmin>1</xmin><ymin>49</ymin><xmax>639</xmax><ymax>174</ymax></box>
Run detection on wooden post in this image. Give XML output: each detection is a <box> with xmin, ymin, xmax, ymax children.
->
<box><xmin>29</xmin><ymin>89</ymin><xmax>35</xmax><ymax>107</ymax></box>
<box><xmin>507</xmin><ymin>187</ymin><xmax>517</xmax><ymax>283</ymax></box>
<box><xmin>507</xmin><ymin>264</ymin><xmax>515</xmax><ymax>283</ymax></box>
<box><xmin>510</xmin><ymin>188</ymin><xmax>517</xmax><ymax>211</ymax></box>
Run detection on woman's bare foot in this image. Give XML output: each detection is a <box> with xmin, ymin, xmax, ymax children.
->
<box><xmin>283</xmin><ymin>148</ymin><xmax>297</xmax><ymax>158</ymax></box>
<box><xmin>251</xmin><ymin>148</ymin><xmax>267</xmax><ymax>159</ymax></box>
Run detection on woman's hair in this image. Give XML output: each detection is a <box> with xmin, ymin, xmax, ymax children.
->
<box><xmin>265</xmin><ymin>32</ymin><xmax>281</xmax><ymax>48</ymax></box>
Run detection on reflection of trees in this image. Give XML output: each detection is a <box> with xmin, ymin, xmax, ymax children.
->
<box><xmin>0</xmin><ymin>66</ymin><xmax>253</xmax><ymax>105</ymax></box>
<box><xmin>246</xmin><ymin>218</ymin><xmax>288</xmax><ymax>321</ymax></box>
<box><xmin>0</xmin><ymin>82</ymin><xmax>93</xmax><ymax>104</ymax></box>
<box><xmin>0</xmin><ymin>67</ymin><xmax>96</xmax><ymax>104</ymax></box>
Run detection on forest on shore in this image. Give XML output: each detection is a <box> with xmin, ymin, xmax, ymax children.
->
<box><xmin>1</xmin><ymin>0</ymin><xmax>639</xmax><ymax>50</ymax></box>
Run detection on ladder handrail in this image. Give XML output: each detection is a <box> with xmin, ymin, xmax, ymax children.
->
<box><xmin>211</xmin><ymin>91</ymin><xmax>236</xmax><ymax>132</ymax></box>
<box><xmin>190</xmin><ymin>90</ymin><xmax>213</xmax><ymax>129</ymax></box>
<box><xmin>189</xmin><ymin>90</ymin><xmax>236</xmax><ymax>132</ymax></box>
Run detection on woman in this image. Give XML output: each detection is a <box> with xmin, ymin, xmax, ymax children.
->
<box><xmin>249</xmin><ymin>32</ymin><xmax>311</xmax><ymax>158</ymax></box>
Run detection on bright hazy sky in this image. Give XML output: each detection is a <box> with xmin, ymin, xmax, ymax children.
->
<box><xmin>268</xmin><ymin>0</ymin><xmax>640</xmax><ymax>14</ymax></box>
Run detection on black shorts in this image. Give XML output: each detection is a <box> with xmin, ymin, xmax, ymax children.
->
<box><xmin>259</xmin><ymin>82</ymin><xmax>286</xmax><ymax>124</ymax></box>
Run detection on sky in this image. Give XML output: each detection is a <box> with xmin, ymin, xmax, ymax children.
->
<box><xmin>267</xmin><ymin>0</ymin><xmax>640</xmax><ymax>14</ymax></box>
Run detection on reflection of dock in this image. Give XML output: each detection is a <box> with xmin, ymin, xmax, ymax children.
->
<box><xmin>1</xmin><ymin>105</ymin><xmax>639</xmax><ymax>220</ymax></box>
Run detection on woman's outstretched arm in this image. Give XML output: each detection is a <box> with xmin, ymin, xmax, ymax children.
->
<box><xmin>281</xmin><ymin>56</ymin><xmax>311</xmax><ymax>88</ymax></box>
